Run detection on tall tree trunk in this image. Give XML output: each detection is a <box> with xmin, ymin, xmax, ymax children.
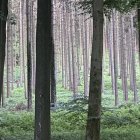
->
<box><xmin>69</xmin><ymin>5</ymin><xmax>77</xmax><ymax>97</ymax></box>
<box><xmin>6</xmin><ymin>22</ymin><xmax>11</xmax><ymax>98</ymax></box>
<box><xmin>50</xmin><ymin>41</ymin><xmax>56</xmax><ymax>106</ymax></box>
<box><xmin>31</xmin><ymin>1</ymin><xmax>36</xmax><ymax>94</ymax></box>
<box><xmin>137</xmin><ymin>6</ymin><xmax>140</xmax><ymax>64</ymax></box>
<box><xmin>50</xmin><ymin>0</ymin><xmax>56</xmax><ymax>106</ymax></box>
<box><xmin>109</xmin><ymin>19</ymin><xmax>115</xmax><ymax>95</ymax></box>
<box><xmin>34</xmin><ymin>0</ymin><xmax>52</xmax><ymax>139</ymax></box>
<box><xmin>60</xmin><ymin>10</ymin><xmax>65</xmax><ymax>88</ymax></box>
<box><xmin>130</xmin><ymin>15</ymin><xmax>138</xmax><ymax>102</ymax></box>
<box><xmin>0</xmin><ymin>0</ymin><xmax>8</xmax><ymax>105</ymax></box>
<box><xmin>86</xmin><ymin>0</ymin><xmax>103</xmax><ymax>140</ymax></box>
<box><xmin>11</xmin><ymin>20</ymin><xmax>14</xmax><ymax>91</ymax></box>
<box><xmin>26</xmin><ymin>0</ymin><xmax>32</xmax><ymax>110</ymax></box>
<box><xmin>121</xmin><ymin>16</ymin><xmax>128</xmax><ymax>101</ymax></box>
<box><xmin>82</xmin><ymin>15</ymin><xmax>89</xmax><ymax>97</ymax></box>
<box><xmin>66</xmin><ymin>7</ymin><xmax>73</xmax><ymax>90</ymax></box>
<box><xmin>112</xmin><ymin>10</ymin><xmax>119</xmax><ymax>106</ymax></box>
<box><xmin>20</xmin><ymin>0</ymin><xmax>27</xmax><ymax>98</ymax></box>
<box><xmin>19</xmin><ymin>0</ymin><xmax>24</xmax><ymax>85</ymax></box>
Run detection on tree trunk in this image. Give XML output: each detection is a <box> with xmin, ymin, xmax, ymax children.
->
<box><xmin>6</xmin><ymin>22</ymin><xmax>11</xmax><ymax>98</ymax></box>
<box><xmin>0</xmin><ymin>0</ymin><xmax>8</xmax><ymax>104</ymax></box>
<box><xmin>130</xmin><ymin>14</ymin><xmax>138</xmax><ymax>102</ymax></box>
<box><xmin>137</xmin><ymin>6</ymin><xmax>140</xmax><ymax>64</ymax></box>
<box><xmin>50</xmin><ymin>40</ymin><xmax>56</xmax><ymax>106</ymax></box>
<box><xmin>26</xmin><ymin>0</ymin><xmax>32</xmax><ymax>110</ymax></box>
<box><xmin>34</xmin><ymin>0</ymin><xmax>52</xmax><ymax>139</ymax></box>
<box><xmin>86</xmin><ymin>0</ymin><xmax>103</xmax><ymax>140</ymax></box>
<box><xmin>112</xmin><ymin>10</ymin><xmax>119</xmax><ymax>106</ymax></box>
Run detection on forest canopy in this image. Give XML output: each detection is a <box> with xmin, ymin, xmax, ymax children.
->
<box><xmin>76</xmin><ymin>0</ymin><xmax>140</xmax><ymax>15</ymax></box>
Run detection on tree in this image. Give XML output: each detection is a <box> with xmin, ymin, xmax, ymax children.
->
<box><xmin>19</xmin><ymin>0</ymin><xmax>27</xmax><ymax>98</ymax></box>
<box><xmin>86</xmin><ymin>0</ymin><xmax>103</xmax><ymax>140</ymax></box>
<box><xmin>121</xmin><ymin>16</ymin><xmax>128</xmax><ymax>101</ymax></box>
<box><xmin>112</xmin><ymin>10</ymin><xmax>119</xmax><ymax>105</ymax></box>
<box><xmin>34</xmin><ymin>0</ymin><xmax>52</xmax><ymax>139</ymax></box>
<box><xmin>130</xmin><ymin>13</ymin><xmax>138</xmax><ymax>102</ymax></box>
<box><xmin>137</xmin><ymin>6</ymin><xmax>140</xmax><ymax>63</ymax></box>
<box><xmin>26</xmin><ymin>0</ymin><xmax>32</xmax><ymax>110</ymax></box>
<box><xmin>50</xmin><ymin>39</ymin><xmax>56</xmax><ymax>107</ymax></box>
<box><xmin>0</xmin><ymin>0</ymin><xmax>8</xmax><ymax>105</ymax></box>
<box><xmin>6</xmin><ymin>19</ymin><xmax>11</xmax><ymax>98</ymax></box>
<box><xmin>82</xmin><ymin>15</ymin><xmax>89</xmax><ymax>97</ymax></box>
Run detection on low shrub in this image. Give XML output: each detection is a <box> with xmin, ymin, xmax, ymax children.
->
<box><xmin>0</xmin><ymin>103</ymin><xmax>140</xmax><ymax>140</ymax></box>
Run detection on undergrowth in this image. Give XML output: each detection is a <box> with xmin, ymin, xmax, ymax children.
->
<box><xmin>0</xmin><ymin>102</ymin><xmax>140</xmax><ymax>140</ymax></box>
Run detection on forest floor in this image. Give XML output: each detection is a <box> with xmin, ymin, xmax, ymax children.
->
<box><xmin>0</xmin><ymin>55</ymin><xmax>140</xmax><ymax>140</ymax></box>
<box><xmin>0</xmin><ymin>83</ymin><xmax>140</xmax><ymax>140</ymax></box>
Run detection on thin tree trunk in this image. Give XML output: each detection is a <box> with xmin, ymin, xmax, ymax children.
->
<box><xmin>137</xmin><ymin>6</ymin><xmax>140</xmax><ymax>64</ymax></box>
<box><xmin>130</xmin><ymin>15</ymin><xmax>138</xmax><ymax>102</ymax></box>
<box><xmin>0</xmin><ymin>0</ymin><xmax>8</xmax><ymax>105</ymax></box>
<box><xmin>112</xmin><ymin>10</ymin><xmax>119</xmax><ymax>106</ymax></box>
<box><xmin>26</xmin><ymin>0</ymin><xmax>32</xmax><ymax>110</ymax></box>
<box><xmin>50</xmin><ymin>40</ymin><xmax>56</xmax><ymax>107</ymax></box>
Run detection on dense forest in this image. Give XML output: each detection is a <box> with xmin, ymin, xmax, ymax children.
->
<box><xmin>0</xmin><ymin>0</ymin><xmax>140</xmax><ymax>140</ymax></box>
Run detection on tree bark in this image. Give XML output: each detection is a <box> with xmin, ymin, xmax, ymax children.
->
<box><xmin>26</xmin><ymin>0</ymin><xmax>32</xmax><ymax>110</ymax></box>
<box><xmin>0</xmin><ymin>0</ymin><xmax>8</xmax><ymax>105</ymax></box>
<box><xmin>137</xmin><ymin>6</ymin><xmax>140</xmax><ymax>64</ymax></box>
<box><xmin>34</xmin><ymin>0</ymin><xmax>52</xmax><ymax>139</ymax></box>
<box><xmin>86</xmin><ymin>0</ymin><xmax>103</xmax><ymax>139</ymax></box>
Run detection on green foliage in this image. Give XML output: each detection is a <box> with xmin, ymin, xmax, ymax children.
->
<box><xmin>76</xmin><ymin>0</ymin><xmax>140</xmax><ymax>17</ymax></box>
<box><xmin>0</xmin><ymin>102</ymin><xmax>140</xmax><ymax>139</ymax></box>
<box><xmin>53</xmin><ymin>127</ymin><xmax>140</xmax><ymax>140</ymax></box>
<box><xmin>51</xmin><ymin>111</ymin><xmax>86</xmax><ymax>132</ymax></box>
<box><xmin>102</xmin><ymin>103</ymin><xmax>140</xmax><ymax>127</ymax></box>
<box><xmin>0</xmin><ymin>111</ymin><xmax>34</xmax><ymax>139</ymax></box>
<box><xmin>1</xmin><ymin>127</ymin><xmax>140</xmax><ymax>140</ymax></box>
<box><xmin>101</xmin><ymin>126</ymin><xmax>140</xmax><ymax>140</ymax></box>
<box><xmin>4</xmin><ymin>87</ymin><xmax>26</xmax><ymax>110</ymax></box>
<box><xmin>57</xmin><ymin>97</ymin><xmax>88</xmax><ymax>112</ymax></box>
<box><xmin>52</xmin><ymin>131</ymin><xmax>84</xmax><ymax>140</ymax></box>
<box><xmin>104</xmin><ymin>0</ymin><xmax>138</xmax><ymax>13</ymax></box>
